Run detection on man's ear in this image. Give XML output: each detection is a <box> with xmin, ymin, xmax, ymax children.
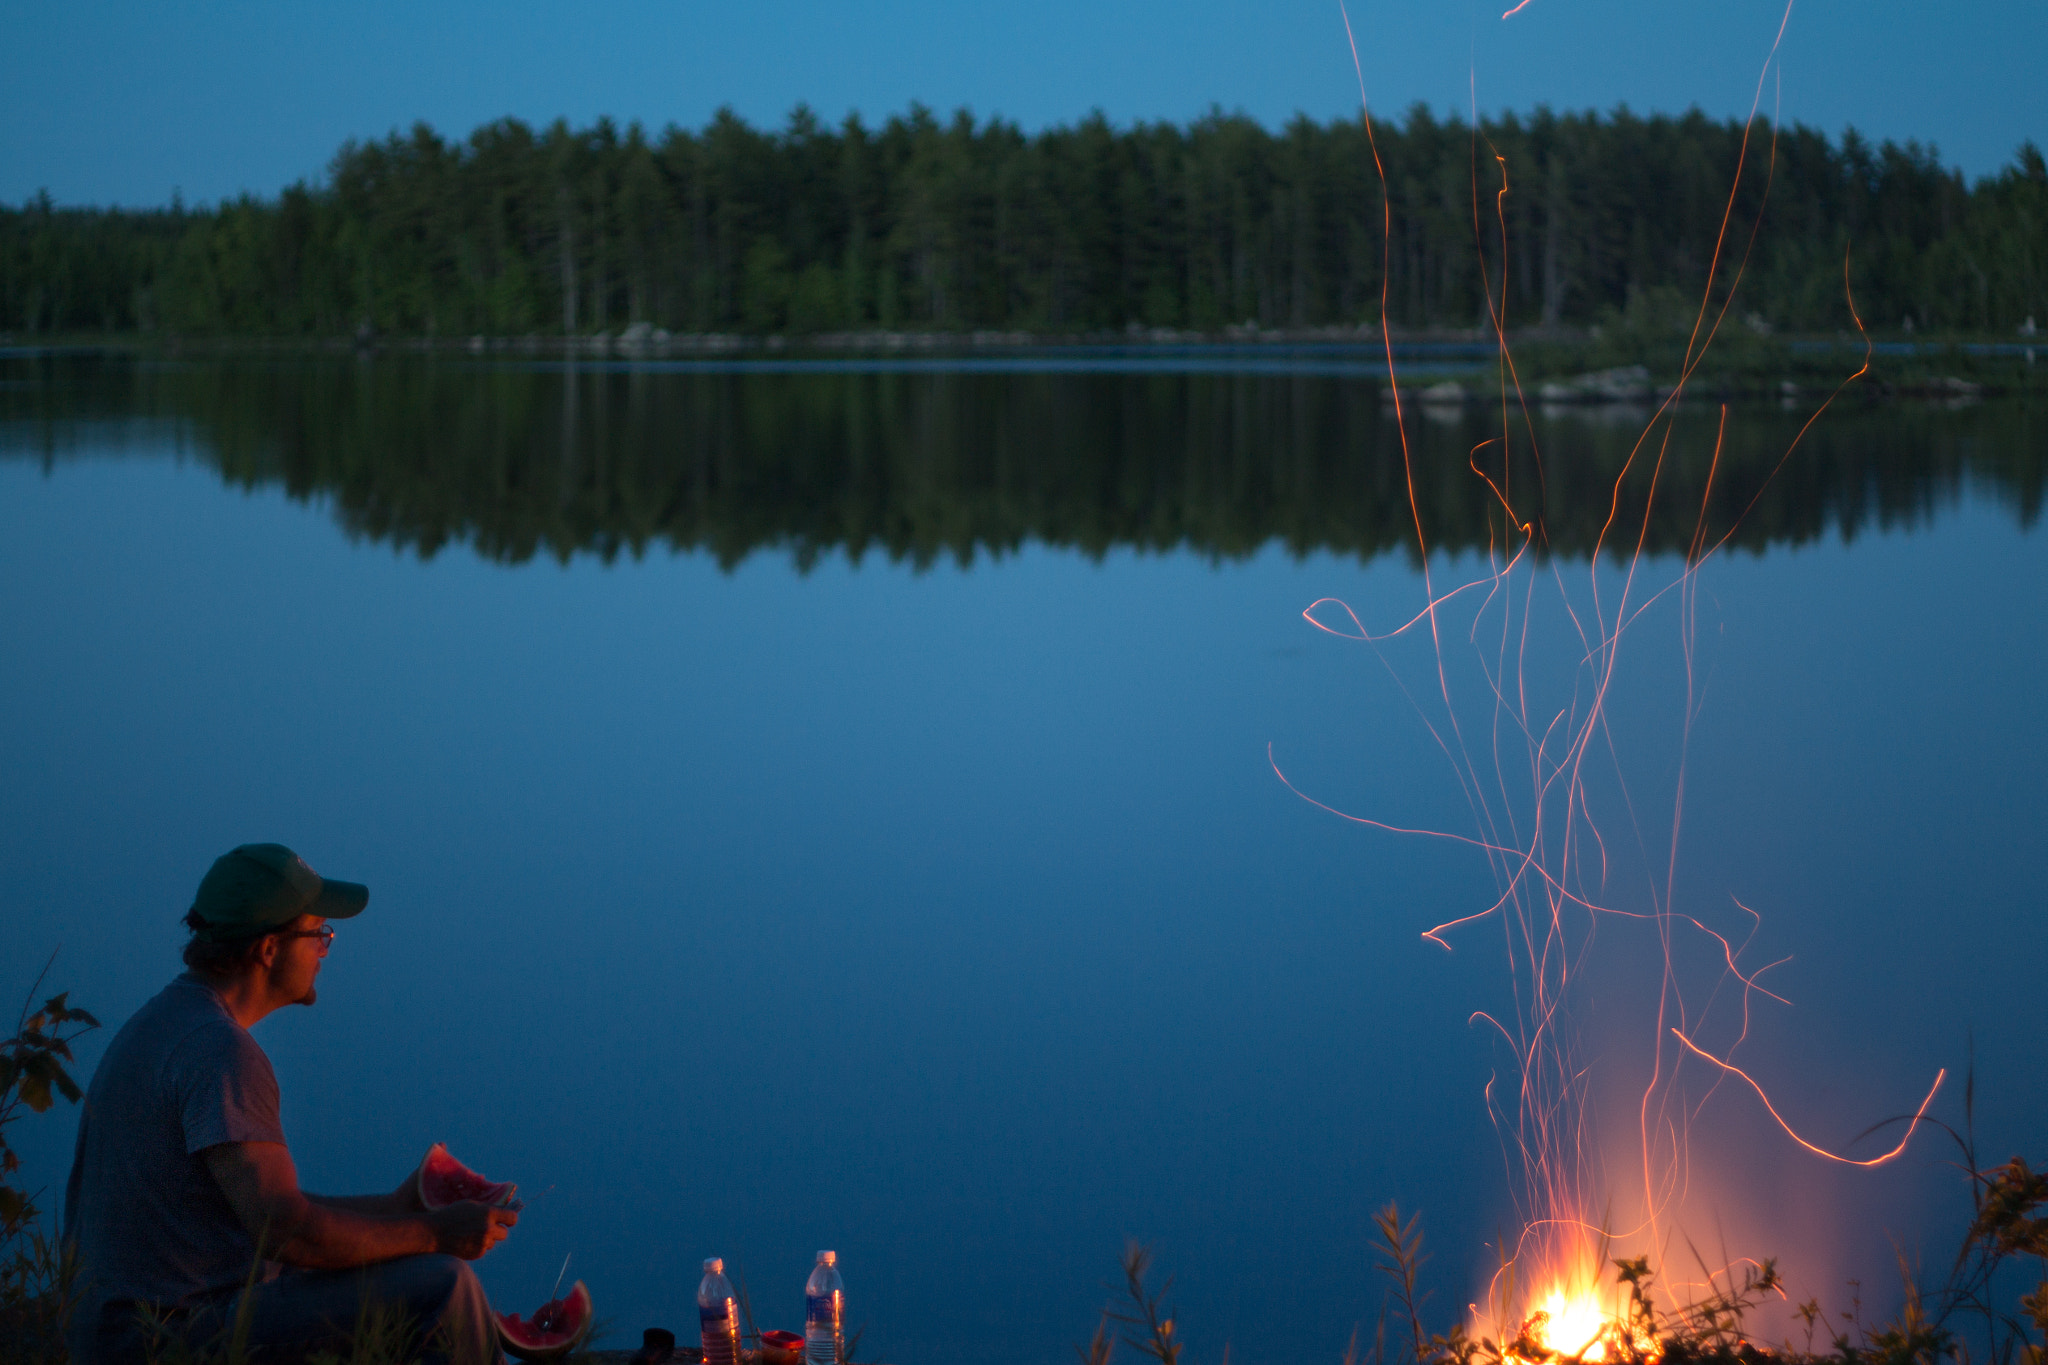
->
<box><xmin>254</xmin><ymin>933</ymin><xmax>282</xmax><ymax>969</ymax></box>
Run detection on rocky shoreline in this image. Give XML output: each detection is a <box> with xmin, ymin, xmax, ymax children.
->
<box><xmin>1382</xmin><ymin>363</ymin><xmax>2004</xmax><ymax>406</ymax></box>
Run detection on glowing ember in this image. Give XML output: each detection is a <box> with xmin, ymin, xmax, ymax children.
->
<box><xmin>1531</xmin><ymin>1290</ymin><xmax>1611</xmax><ymax>1358</ymax></box>
<box><xmin>1506</xmin><ymin>1285</ymin><xmax>1659</xmax><ymax>1365</ymax></box>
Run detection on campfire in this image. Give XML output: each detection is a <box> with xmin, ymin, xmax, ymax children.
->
<box><xmin>1503</xmin><ymin>1282</ymin><xmax>1659</xmax><ymax>1365</ymax></box>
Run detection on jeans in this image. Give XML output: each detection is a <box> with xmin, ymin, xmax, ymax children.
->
<box><xmin>93</xmin><ymin>1255</ymin><xmax>505</xmax><ymax>1365</ymax></box>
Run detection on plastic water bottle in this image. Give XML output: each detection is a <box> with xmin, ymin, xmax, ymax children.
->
<box><xmin>804</xmin><ymin>1250</ymin><xmax>844</xmax><ymax>1365</ymax></box>
<box><xmin>699</xmin><ymin>1258</ymin><xmax>740</xmax><ymax>1365</ymax></box>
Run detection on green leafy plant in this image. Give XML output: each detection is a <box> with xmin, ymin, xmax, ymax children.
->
<box><xmin>0</xmin><ymin>959</ymin><xmax>98</xmax><ymax>1365</ymax></box>
<box><xmin>1375</xmin><ymin>1204</ymin><xmax>1437</xmax><ymax>1365</ymax></box>
<box><xmin>1101</xmin><ymin>1241</ymin><xmax>1186</xmax><ymax>1365</ymax></box>
<box><xmin>1938</xmin><ymin>1155</ymin><xmax>2048</xmax><ymax>1365</ymax></box>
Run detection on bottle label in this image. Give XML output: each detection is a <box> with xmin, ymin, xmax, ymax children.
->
<box><xmin>703</xmin><ymin>1300</ymin><xmax>737</xmax><ymax>1331</ymax></box>
<box><xmin>806</xmin><ymin>1291</ymin><xmax>842</xmax><ymax>1328</ymax></box>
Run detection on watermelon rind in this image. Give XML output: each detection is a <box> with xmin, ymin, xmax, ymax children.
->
<box><xmin>496</xmin><ymin>1280</ymin><xmax>594</xmax><ymax>1361</ymax></box>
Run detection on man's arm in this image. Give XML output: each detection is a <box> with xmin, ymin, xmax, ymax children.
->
<box><xmin>205</xmin><ymin>1142</ymin><xmax>514</xmax><ymax>1269</ymax></box>
<box><xmin>304</xmin><ymin>1167</ymin><xmax>425</xmax><ymax>1217</ymax></box>
<box><xmin>304</xmin><ymin>1191</ymin><xmax>411</xmax><ymax>1215</ymax></box>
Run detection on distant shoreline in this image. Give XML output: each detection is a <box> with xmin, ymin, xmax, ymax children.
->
<box><xmin>4</xmin><ymin>328</ymin><xmax>2040</xmax><ymax>398</ymax></box>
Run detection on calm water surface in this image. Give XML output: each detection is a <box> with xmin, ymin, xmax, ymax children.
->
<box><xmin>1</xmin><ymin>358</ymin><xmax>2043</xmax><ymax>1364</ymax></box>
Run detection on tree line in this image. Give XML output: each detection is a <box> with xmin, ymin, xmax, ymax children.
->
<box><xmin>4</xmin><ymin>357</ymin><xmax>2040</xmax><ymax>567</ymax></box>
<box><xmin>2</xmin><ymin>104</ymin><xmax>2044</xmax><ymax>340</ymax></box>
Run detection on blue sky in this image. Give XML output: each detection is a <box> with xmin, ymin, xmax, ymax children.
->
<box><xmin>3</xmin><ymin>0</ymin><xmax>2041</xmax><ymax>208</ymax></box>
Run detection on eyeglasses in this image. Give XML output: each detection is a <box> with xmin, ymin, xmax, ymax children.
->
<box><xmin>275</xmin><ymin>925</ymin><xmax>336</xmax><ymax>955</ymax></box>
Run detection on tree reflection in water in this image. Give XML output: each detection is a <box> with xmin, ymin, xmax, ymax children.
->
<box><xmin>3</xmin><ymin>355</ymin><xmax>2041</xmax><ymax>568</ymax></box>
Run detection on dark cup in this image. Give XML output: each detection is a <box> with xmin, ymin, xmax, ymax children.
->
<box><xmin>631</xmin><ymin>1327</ymin><xmax>678</xmax><ymax>1365</ymax></box>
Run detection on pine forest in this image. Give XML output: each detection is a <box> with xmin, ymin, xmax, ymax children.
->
<box><xmin>4</xmin><ymin>104</ymin><xmax>2044</xmax><ymax>340</ymax></box>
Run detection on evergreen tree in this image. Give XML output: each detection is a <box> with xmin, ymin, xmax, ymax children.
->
<box><xmin>3</xmin><ymin>105</ymin><xmax>2042</xmax><ymax>337</ymax></box>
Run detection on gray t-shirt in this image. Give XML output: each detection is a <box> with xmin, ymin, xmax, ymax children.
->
<box><xmin>62</xmin><ymin>972</ymin><xmax>288</xmax><ymax>1354</ymax></box>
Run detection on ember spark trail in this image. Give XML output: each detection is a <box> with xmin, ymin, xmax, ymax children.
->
<box><xmin>1299</xmin><ymin>1</ymin><xmax>1943</xmax><ymax>1347</ymax></box>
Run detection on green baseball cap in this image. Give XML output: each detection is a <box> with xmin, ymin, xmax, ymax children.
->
<box><xmin>187</xmin><ymin>843</ymin><xmax>369</xmax><ymax>942</ymax></box>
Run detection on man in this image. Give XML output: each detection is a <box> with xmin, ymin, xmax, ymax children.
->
<box><xmin>63</xmin><ymin>844</ymin><xmax>519</xmax><ymax>1365</ymax></box>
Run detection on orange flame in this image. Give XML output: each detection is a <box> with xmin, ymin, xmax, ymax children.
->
<box><xmin>1511</xmin><ymin>1283</ymin><xmax>1657</xmax><ymax>1364</ymax></box>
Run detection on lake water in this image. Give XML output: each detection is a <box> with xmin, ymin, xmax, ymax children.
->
<box><xmin>2</xmin><ymin>354</ymin><xmax>2044</xmax><ymax>1365</ymax></box>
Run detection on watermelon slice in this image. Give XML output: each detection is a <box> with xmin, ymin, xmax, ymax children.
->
<box><xmin>496</xmin><ymin>1281</ymin><xmax>593</xmax><ymax>1361</ymax></box>
<box><xmin>416</xmin><ymin>1142</ymin><xmax>520</xmax><ymax>1210</ymax></box>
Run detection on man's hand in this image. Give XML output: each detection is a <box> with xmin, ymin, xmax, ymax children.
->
<box><xmin>427</xmin><ymin>1201</ymin><xmax>519</xmax><ymax>1260</ymax></box>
